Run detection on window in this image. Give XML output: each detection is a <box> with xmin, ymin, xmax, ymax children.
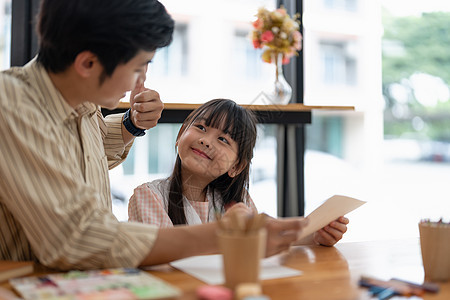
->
<box><xmin>233</xmin><ymin>30</ymin><xmax>266</xmax><ymax>81</ymax></box>
<box><xmin>147</xmin><ymin>0</ymin><xmax>276</xmax><ymax>104</ymax></box>
<box><xmin>0</xmin><ymin>0</ymin><xmax>12</xmax><ymax>70</ymax></box>
<box><xmin>151</xmin><ymin>23</ymin><xmax>188</xmax><ymax>78</ymax></box>
<box><xmin>306</xmin><ymin>116</ymin><xmax>343</xmax><ymax>157</ymax></box>
<box><xmin>121</xmin><ymin>124</ymin><xmax>180</xmax><ymax>176</ymax></box>
<box><xmin>320</xmin><ymin>40</ymin><xmax>357</xmax><ymax>86</ymax></box>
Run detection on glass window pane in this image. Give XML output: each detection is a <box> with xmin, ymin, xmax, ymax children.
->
<box><xmin>146</xmin><ymin>0</ymin><xmax>276</xmax><ymax>105</ymax></box>
<box><xmin>323</xmin><ymin>0</ymin><xmax>357</xmax><ymax>11</ymax></box>
<box><xmin>319</xmin><ymin>40</ymin><xmax>357</xmax><ymax>86</ymax></box>
<box><xmin>151</xmin><ymin>24</ymin><xmax>188</xmax><ymax>77</ymax></box>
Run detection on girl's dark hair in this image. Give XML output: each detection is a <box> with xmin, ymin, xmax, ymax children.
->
<box><xmin>36</xmin><ymin>0</ymin><xmax>174</xmax><ymax>81</ymax></box>
<box><xmin>168</xmin><ymin>99</ymin><xmax>258</xmax><ymax>225</ymax></box>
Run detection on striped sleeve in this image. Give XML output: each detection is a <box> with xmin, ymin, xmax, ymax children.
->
<box><xmin>99</xmin><ymin>111</ymin><xmax>134</xmax><ymax>169</ymax></box>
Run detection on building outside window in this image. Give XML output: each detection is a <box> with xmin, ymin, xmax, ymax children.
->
<box><xmin>320</xmin><ymin>40</ymin><xmax>357</xmax><ymax>86</ymax></box>
<box><xmin>232</xmin><ymin>30</ymin><xmax>265</xmax><ymax>81</ymax></box>
<box><xmin>323</xmin><ymin>0</ymin><xmax>357</xmax><ymax>11</ymax></box>
<box><xmin>151</xmin><ymin>23</ymin><xmax>188</xmax><ymax>78</ymax></box>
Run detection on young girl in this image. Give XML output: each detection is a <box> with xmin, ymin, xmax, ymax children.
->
<box><xmin>128</xmin><ymin>99</ymin><xmax>258</xmax><ymax>226</ymax></box>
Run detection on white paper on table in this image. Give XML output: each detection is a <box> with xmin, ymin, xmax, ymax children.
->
<box><xmin>169</xmin><ymin>254</ymin><xmax>302</xmax><ymax>285</ymax></box>
<box><xmin>297</xmin><ymin>195</ymin><xmax>366</xmax><ymax>241</ymax></box>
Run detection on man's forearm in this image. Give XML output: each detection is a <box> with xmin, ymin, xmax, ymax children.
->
<box><xmin>140</xmin><ymin>222</ymin><xmax>218</xmax><ymax>266</ymax></box>
<box><xmin>121</xmin><ymin>121</ymin><xmax>136</xmax><ymax>146</ymax></box>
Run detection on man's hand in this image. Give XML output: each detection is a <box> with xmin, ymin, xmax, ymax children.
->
<box><xmin>129</xmin><ymin>72</ymin><xmax>163</xmax><ymax>130</ymax></box>
<box><xmin>265</xmin><ymin>217</ymin><xmax>309</xmax><ymax>257</ymax></box>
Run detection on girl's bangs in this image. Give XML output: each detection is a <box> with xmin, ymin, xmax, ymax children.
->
<box><xmin>193</xmin><ymin>103</ymin><xmax>245</xmax><ymax>142</ymax></box>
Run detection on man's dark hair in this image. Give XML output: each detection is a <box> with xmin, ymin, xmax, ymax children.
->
<box><xmin>36</xmin><ymin>0</ymin><xmax>174</xmax><ymax>78</ymax></box>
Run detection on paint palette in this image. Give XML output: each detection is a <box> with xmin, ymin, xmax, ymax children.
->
<box><xmin>9</xmin><ymin>268</ymin><xmax>181</xmax><ymax>299</ymax></box>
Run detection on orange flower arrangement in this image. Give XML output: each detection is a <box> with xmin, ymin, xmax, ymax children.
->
<box><xmin>251</xmin><ymin>6</ymin><xmax>302</xmax><ymax>64</ymax></box>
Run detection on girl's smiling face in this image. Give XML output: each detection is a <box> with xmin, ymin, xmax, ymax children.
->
<box><xmin>176</xmin><ymin>118</ymin><xmax>240</xmax><ymax>182</ymax></box>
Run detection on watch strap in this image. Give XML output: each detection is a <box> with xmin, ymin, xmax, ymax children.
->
<box><xmin>123</xmin><ymin>109</ymin><xmax>146</xmax><ymax>137</ymax></box>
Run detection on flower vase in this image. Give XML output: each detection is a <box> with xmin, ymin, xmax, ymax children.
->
<box><xmin>266</xmin><ymin>53</ymin><xmax>292</xmax><ymax>105</ymax></box>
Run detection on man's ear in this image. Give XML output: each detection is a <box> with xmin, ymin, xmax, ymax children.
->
<box><xmin>73</xmin><ymin>51</ymin><xmax>99</xmax><ymax>78</ymax></box>
<box><xmin>228</xmin><ymin>162</ymin><xmax>246</xmax><ymax>178</ymax></box>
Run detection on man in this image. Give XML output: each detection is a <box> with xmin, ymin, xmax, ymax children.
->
<box><xmin>0</xmin><ymin>0</ymin><xmax>347</xmax><ymax>270</ymax></box>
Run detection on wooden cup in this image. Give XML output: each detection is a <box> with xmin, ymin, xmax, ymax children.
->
<box><xmin>419</xmin><ymin>222</ymin><xmax>450</xmax><ymax>282</ymax></box>
<box><xmin>217</xmin><ymin>228</ymin><xmax>267</xmax><ymax>290</ymax></box>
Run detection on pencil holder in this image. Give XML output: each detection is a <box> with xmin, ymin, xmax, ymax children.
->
<box><xmin>418</xmin><ymin>221</ymin><xmax>450</xmax><ymax>282</ymax></box>
<box><xmin>217</xmin><ymin>228</ymin><xmax>267</xmax><ymax>290</ymax></box>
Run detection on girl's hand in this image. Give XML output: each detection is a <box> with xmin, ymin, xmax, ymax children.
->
<box><xmin>222</xmin><ymin>202</ymin><xmax>252</xmax><ymax>220</ymax></box>
<box><xmin>313</xmin><ymin>216</ymin><xmax>349</xmax><ymax>246</ymax></box>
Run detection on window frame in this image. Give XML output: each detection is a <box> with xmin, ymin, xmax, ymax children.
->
<box><xmin>10</xmin><ymin>0</ymin><xmax>39</xmax><ymax>66</ymax></box>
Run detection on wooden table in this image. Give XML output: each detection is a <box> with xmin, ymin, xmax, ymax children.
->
<box><xmin>102</xmin><ymin>102</ymin><xmax>354</xmax><ymax>124</ymax></box>
<box><xmin>3</xmin><ymin>239</ymin><xmax>449</xmax><ymax>299</ymax></box>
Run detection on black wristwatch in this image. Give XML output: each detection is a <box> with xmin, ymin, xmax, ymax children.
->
<box><xmin>122</xmin><ymin>109</ymin><xmax>146</xmax><ymax>137</ymax></box>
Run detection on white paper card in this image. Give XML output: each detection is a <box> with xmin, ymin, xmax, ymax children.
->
<box><xmin>297</xmin><ymin>195</ymin><xmax>366</xmax><ymax>241</ymax></box>
<box><xmin>170</xmin><ymin>254</ymin><xmax>302</xmax><ymax>285</ymax></box>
